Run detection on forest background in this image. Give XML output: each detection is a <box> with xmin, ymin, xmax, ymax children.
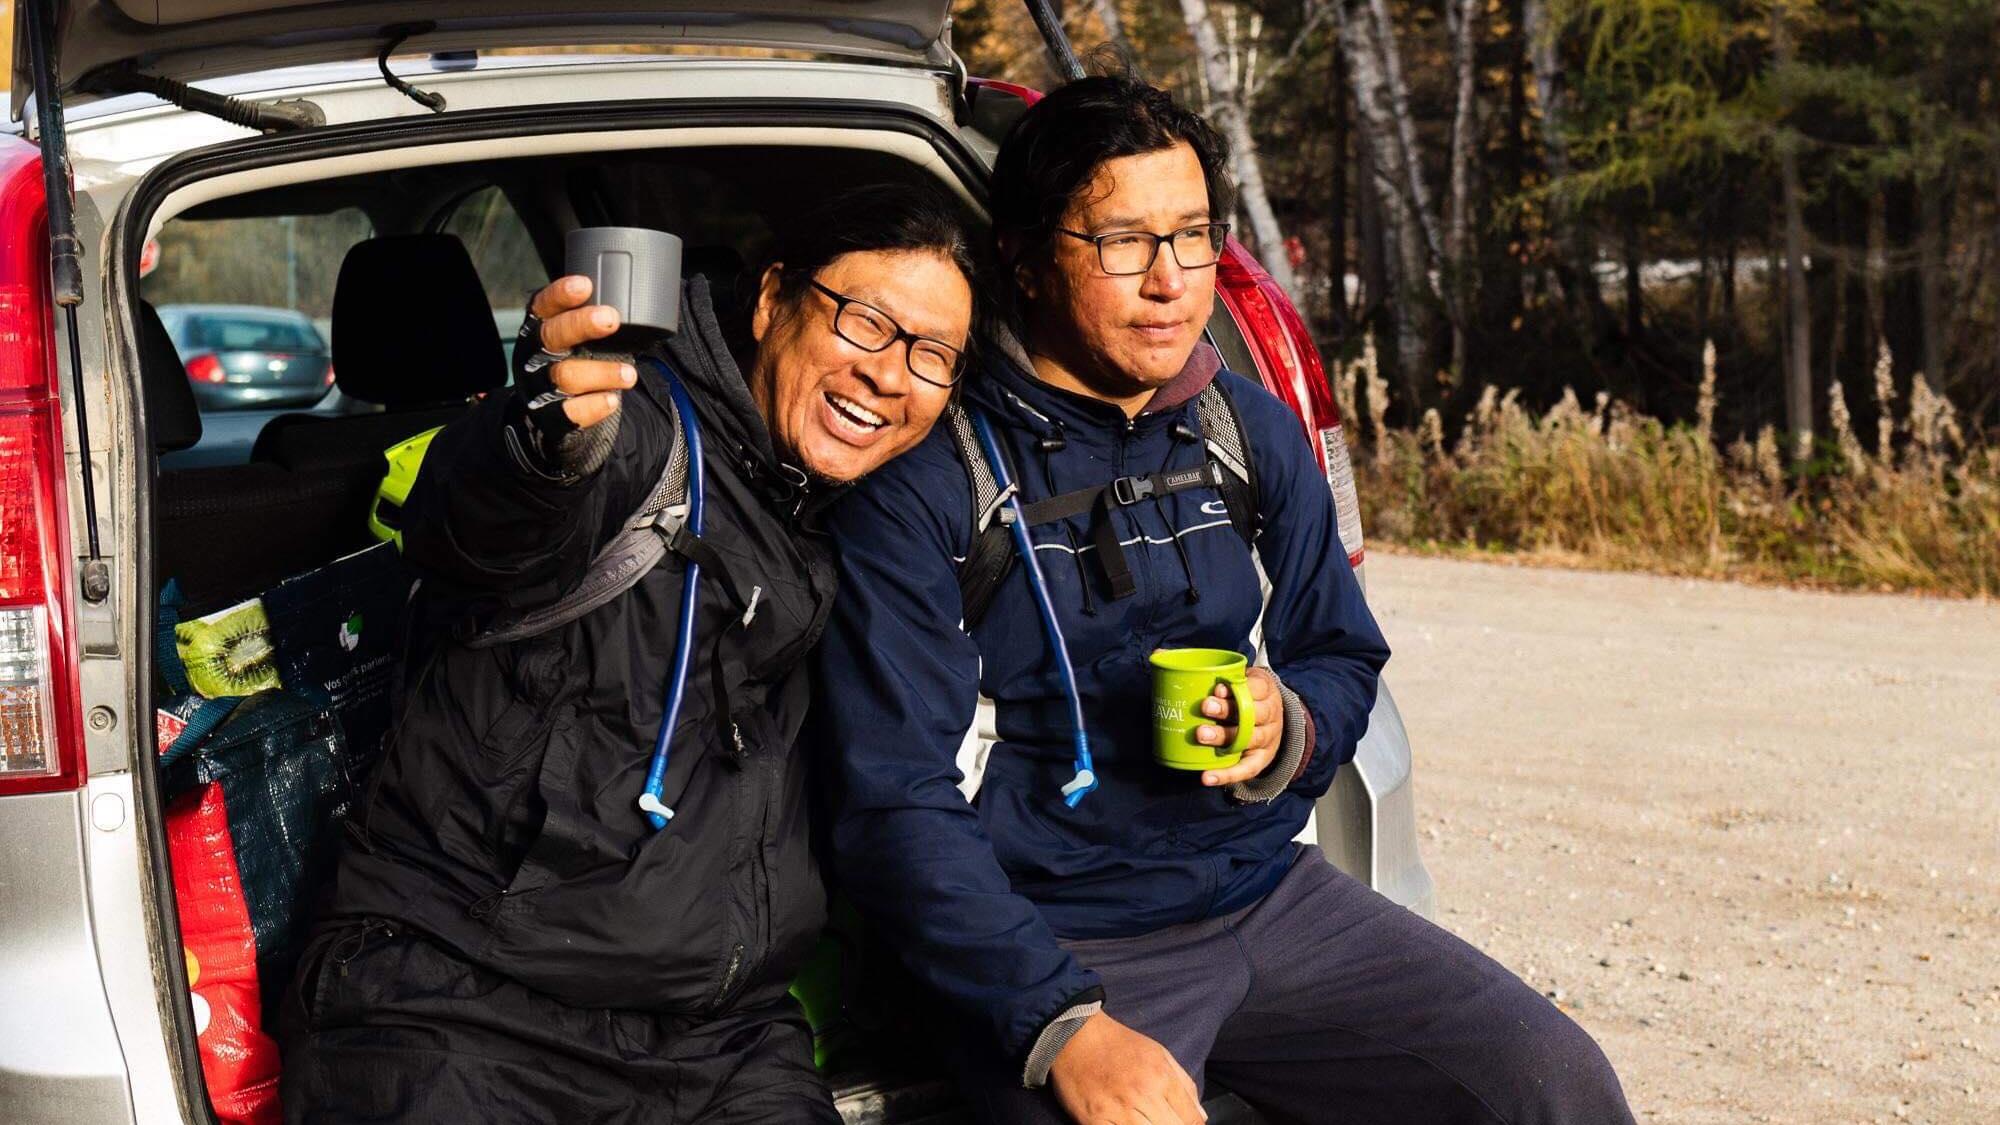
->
<box><xmin>7</xmin><ymin>0</ymin><xmax>1996</xmax><ymax>593</ymax></box>
<box><xmin>953</xmin><ymin>0</ymin><xmax>1999</xmax><ymax>597</ymax></box>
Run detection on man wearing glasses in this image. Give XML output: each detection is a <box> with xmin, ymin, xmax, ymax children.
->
<box><xmin>805</xmin><ymin>277</ymin><xmax>965</xmax><ymax>390</ymax></box>
<box><xmin>812</xmin><ymin>77</ymin><xmax>1633</xmax><ymax>1125</ymax></box>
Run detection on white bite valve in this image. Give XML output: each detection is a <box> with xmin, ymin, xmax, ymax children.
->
<box><xmin>1060</xmin><ymin>769</ymin><xmax>1096</xmax><ymax>798</ymax></box>
<box><xmin>637</xmin><ymin>792</ymin><xmax>676</xmax><ymax>821</ymax></box>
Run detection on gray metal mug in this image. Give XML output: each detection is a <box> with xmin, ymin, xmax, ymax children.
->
<box><xmin>563</xmin><ymin>226</ymin><xmax>684</xmax><ymax>351</ymax></box>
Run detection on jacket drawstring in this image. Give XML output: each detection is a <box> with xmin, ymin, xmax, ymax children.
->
<box><xmin>1035</xmin><ymin>422</ymin><xmax>1097</xmax><ymax>617</ymax></box>
<box><xmin>1063</xmin><ymin>524</ymin><xmax>1097</xmax><ymax>616</ymax></box>
<box><xmin>1163</xmin><ymin>424</ymin><xmax>1204</xmax><ymax>604</ymax></box>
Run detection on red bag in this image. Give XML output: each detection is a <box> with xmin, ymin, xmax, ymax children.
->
<box><xmin>159</xmin><ymin>707</ymin><xmax>282</xmax><ymax>1125</ymax></box>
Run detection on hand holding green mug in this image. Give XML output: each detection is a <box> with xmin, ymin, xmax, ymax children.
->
<box><xmin>1151</xmin><ymin>648</ymin><xmax>1287</xmax><ymax>786</ymax></box>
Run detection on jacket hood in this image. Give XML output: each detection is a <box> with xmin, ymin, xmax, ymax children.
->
<box><xmin>974</xmin><ymin>322</ymin><xmax>1226</xmax><ymax>441</ymax></box>
<box><xmin>660</xmin><ymin>275</ymin><xmax>814</xmax><ymax>508</ymax></box>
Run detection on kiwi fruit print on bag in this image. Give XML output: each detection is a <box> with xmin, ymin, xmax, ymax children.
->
<box><xmin>175</xmin><ymin>600</ymin><xmax>282</xmax><ymax>699</ymax></box>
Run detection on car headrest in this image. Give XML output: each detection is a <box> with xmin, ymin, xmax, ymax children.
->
<box><xmin>332</xmin><ymin>235</ymin><xmax>506</xmax><ymax>407</ymax></box>
<box><xmin>137</xmin><ymin>300</ymin><xmax>202</xmax><ymax>453</ymax></box>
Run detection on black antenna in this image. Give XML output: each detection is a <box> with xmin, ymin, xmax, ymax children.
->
<box><xmin>1022</xmin><ymin>0</ymin><xmax>1086</xmax><ymax>81</ymax></box>
<box><xmin>24</xmin><ymin>0</ymin><xmax>106</xmax><ymax>591</ymax></box>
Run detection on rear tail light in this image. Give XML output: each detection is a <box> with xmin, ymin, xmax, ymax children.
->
<box><xmin>1215</xmin><ymin>240</ymin><xmax>1365</xmax><ymax>568</ymax></box>
<box><xmin>324</xmin><ymin>362</ymin><xmax>337</xmax><ymax>387</ymax></box>
<box><xmin>0</xmin><ymin>139</ymin><xmax>84</xmax><ymax>795</ymax></box>
<box><xmin>185</xmin><ymin>352</ymin><xmax>225</xmax><ymax>383</ymax></box>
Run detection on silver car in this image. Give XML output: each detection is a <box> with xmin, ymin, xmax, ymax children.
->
<box><xmin>0</xmin><ymin>3</ymin><xmax>1432</xmax><ymax>1121</ymax></box>
<box><xmin>153</xmin><ymin>305</ymin><xmax>334</xmax><ymax>412</ymax></box>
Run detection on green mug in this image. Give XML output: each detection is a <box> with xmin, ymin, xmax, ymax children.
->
<box><xmin>1149</xmin><ymin>648</ymin><xmax>1254</xmax><ymax>771</ymax></box>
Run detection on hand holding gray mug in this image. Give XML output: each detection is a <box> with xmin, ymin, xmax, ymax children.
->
<box><xmin>517</xmin><ymin>227</ymin><xmax>684</xmax><ymax>427</ymax></box>
<box><xmin>510</xmin><ymin>227</ymin><xmax>683</xmax><ymax>474</ymax></box>
<box><xmin>516</xmin><ymin>275</ymin><xmax>636</xmax><ymax>433</ymax></box>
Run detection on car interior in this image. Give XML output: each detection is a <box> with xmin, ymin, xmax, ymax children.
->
<box><xmin>143</xmin><ymin>143</ymin><xmax>970</xmax><ymax>614</ymax></box>
<box><xmin>138</xmin><ymin>140</ymin><xmax>998</xmax><ymax>1120</ymax></box>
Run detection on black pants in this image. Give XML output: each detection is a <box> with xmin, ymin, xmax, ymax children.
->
<box><xmin>949</xmin><ymin>847</ymin><xmax>1634</xmax><ymax>1125</ymax></box>
<box><xmin>279</xmin><ymin>920</ymin><xmax>839</xmax><ymax>1124</ymax></box>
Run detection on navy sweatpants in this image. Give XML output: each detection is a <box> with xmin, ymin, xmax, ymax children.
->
<box><xmin>948</xmin><ymin>846</ymin><xmax>1634</xmax><ymax>1125</ymax></box>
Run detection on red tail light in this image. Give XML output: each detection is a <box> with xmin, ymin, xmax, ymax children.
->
<box><xmin>1215</xmin><ymin>239</ymin><xmax>1365</xmax><ymax>567</ymax></box>
<box><xmin>0</xmin><ymin>138</ymin><xmax>85</xmax><ymax>796</ymax></box>
<box><xmin>324</xmin><ymin>362</ymin><xmax>337</xmax><ymax>387</ymax></box>
<box><xmin>185</xmin><ymin>352</ymin><xmax>225</xmax><ymax>384</ymax></box>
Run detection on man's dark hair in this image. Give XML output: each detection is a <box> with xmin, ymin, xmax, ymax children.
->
<box><xmin>765</xmin><ymin>181</ymin><xmax>980</xmax><ymax>311</ymax></box>
<box><xmin>989</xmin><ymin>75</ymin><xmax>1234</xmax><ymax>293</ymax></box>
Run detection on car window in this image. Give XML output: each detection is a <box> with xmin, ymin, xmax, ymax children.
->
<box><xmin>142</xmin><ymin>207</ymin><xmax>371</xmax><ymax>419</ymax></box>
<box><xmin>183</xmin><ymin>314</ymin><xmax>323</xmax><ymax>352</ymax></box>
<box><xmin>440</xmin><ymin>187</ymin><xmax>547</xmax><ymax>363</ymax></box>
<box><xmin>143</xmin><ymin>208</ymin><xmax>371</xmax><ymax>334</ymax></box>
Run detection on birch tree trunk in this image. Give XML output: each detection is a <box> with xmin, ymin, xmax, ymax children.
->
<box><xmin>1179</xmin><ymin>0</ymin><xmax>1303</xmax><ymax>305</ymax></box>
<box><xmin>1498</xmin><ymin>0</ymin><xmax>1528</xmax><ymax>327</ymax></box>
<box><xmin>1523</xmin><ymin>0</ymin><xmax>1608</xmax><ymax>348</ymax></box>
<box><xmin>1778</xmin><ymin>156</ymin><xmax>1813</xmax><ymax>460</ymax></box>
<box><xmin>1335</xmin><ymin>0</ymin><xmax>1436</xmax><ymax>406</ymax></box>
<box><xmin>1356</xmin><ymin>120</ymin><xmax>1390</xmax><ymax>322</ymax></box>
<box><xmin>1865</xmin><ymin>190</ymin><xmax>1887</xmax><ymax>363</ymax></box>
<box><xmin>1367</xmin><ymin>0</ymin><xmax>1442</xmax><ymax>260</ymax></box>
<box><xmin>1772</xmin><ymin>3</ymin><xmax>1814</xmax><ymax>461</ymax></box>
<box><xmin>1446</xmin><ymin>0</ymin><xmax>1482</xmax><ymax>382</ymax></box>
<box><xmin>1091</xmin><ymin>0</ymin><xmax>1138</xmax><ymax>71</ymax></box>
<box><xmin>1329</xmin><ymin>42</ymin><xmax>1351</xmax><ymax>336</ymax></box>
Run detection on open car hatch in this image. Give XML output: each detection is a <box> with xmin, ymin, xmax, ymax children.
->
<box><xmin>12</xmin><ymin>0</ymin><xmax>957</xmax><ymax>117</ymax></box>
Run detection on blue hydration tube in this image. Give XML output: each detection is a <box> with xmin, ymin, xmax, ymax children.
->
<box><xmin>637</xmin><ymin>361</ymin><xmax>704</xmax><ymax>830</ymax></box>
<box><xmin>968</xmin><ymin>409</ymin><xmax>1097</xmax><ymax>807</ymax></box>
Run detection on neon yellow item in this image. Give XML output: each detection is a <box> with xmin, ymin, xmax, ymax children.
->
<box><xmin>369</xmin><ymin>427</ymin><xmax>444</xmax><ymax>550</ymax></box>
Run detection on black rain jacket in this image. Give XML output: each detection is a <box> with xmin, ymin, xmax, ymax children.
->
<box><xmin>328</xmin><ymin>279</ymin><xmax>837</xmax><ymax>1014</ymax></box>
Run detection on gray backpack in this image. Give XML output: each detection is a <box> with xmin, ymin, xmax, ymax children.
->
<box><xmin>467</xmin><ymin>362</ymin><xmax>697</xmax><ymax>648</ymax></box>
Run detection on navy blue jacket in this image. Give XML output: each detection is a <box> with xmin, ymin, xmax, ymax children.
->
<box><xmin>813</xmin><ymin>349</ymin><xmax>1389</xmax><ymax>1063</ymax></box>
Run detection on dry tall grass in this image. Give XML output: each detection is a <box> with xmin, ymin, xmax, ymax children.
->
<box><xmin>1341</xmin><ymin>338</ymin><xmax>2000</xmax><ymax>598</ymax></box>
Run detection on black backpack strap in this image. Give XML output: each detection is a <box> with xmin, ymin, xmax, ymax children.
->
<box><xmin>946</xmin><ymin>403</ymin><xmax>1017</xmax><ymax>630</ymax></box>
<box><xmin>1017</xmin><ymin>462</ymin><xmax>1224</xmax><ymax>527</ymax></box>
<box><xmin>467</xmin><ymin>358</ymin><xmax>693</xmax><ymax>649</ymax></box>
<box><xmin>1194</xmin><ymin>381</ymin><xmax>1259</xmax><ymax>546</ymax></box>
<box><xmin>949</xmin><ymin>383</ymin><xmax>1262</xmax><ymax>627</ymax></box>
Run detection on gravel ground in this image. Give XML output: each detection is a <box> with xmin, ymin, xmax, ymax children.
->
<box><xmin>1365</xmin><ymin>552</ymin><xmax>2000</xmax><ymax>1125</ymax></box>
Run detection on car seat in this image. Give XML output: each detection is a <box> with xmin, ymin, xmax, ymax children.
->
<box><xmin>251</xmin><ymin>234</ymin><xmax>507</xmax><ymax>471</ymax></box>
<box><xmin>145</xmin><ymin>299</ymin><xmax>382</xmax><ymax>610</ymax></box>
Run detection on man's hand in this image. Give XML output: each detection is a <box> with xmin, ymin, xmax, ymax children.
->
<box><xmin>1195</xmin><ymin>666</ymin><xmax>1284</xmax><ymax>788</ymax></box>
<box><xmin>518</xmin><ymin>275</ymin><xmax>637</xmax><ymax>431</ymax></box>
<box><xmin>1048</xmin><ymin>1013</ymin><xmax>1206</xmax><ymax>1125</ymax></box>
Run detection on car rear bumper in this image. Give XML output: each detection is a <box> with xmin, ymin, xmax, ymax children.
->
<box><xmin>0</xmin><ymin>790</ymin><xmax>135</xmax><ymax>1122</ymax></box>
<box><xmin>1314</xmin><ymin>678</ymin><xmax>1437</xmax><ymax>918</ymax></box>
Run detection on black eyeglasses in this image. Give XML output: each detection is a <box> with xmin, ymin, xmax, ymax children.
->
<box><xmin>808</xmin><ymin>280</ymin><xmax>965</xmax><ymax>388</ymax></box>
<box><xmin>1055</xmin><ymin>222</ymin><xmax>1232</xmax><ymax>276</ymax></box>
